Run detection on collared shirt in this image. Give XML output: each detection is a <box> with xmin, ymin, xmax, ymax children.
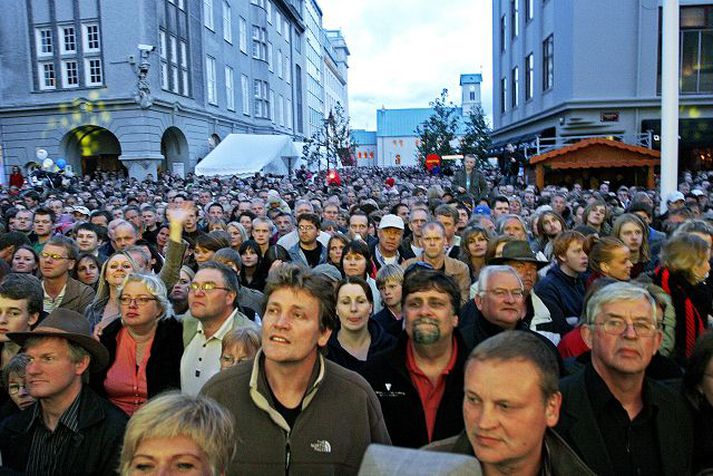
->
<box><xmin>42</xmin><ymin>281</ymin><xmax>67</xmax><ymax>314</ymax></box>
<box><xmin>584</xmin><ymin>364</ymin><xmax>662</xmax><ymax>476</ymax></box>
<box><xmin>25</xmin><ymin>392</ymin><xmax>81</xmax><ymax>476</ymax></box>
<box><xmin>374</xmin><ymin>245</ymin><xmax>400</xmax><ymax>268</ymax></box>
<box><xmin>405</xmin><ymin>336</ymin><xmax>458</xmax><ymax>442</ymax></box>
<box><xmin>181</xmin><ymin>309</ymin><xmax>237</xmax><ymax>396</ymax></box>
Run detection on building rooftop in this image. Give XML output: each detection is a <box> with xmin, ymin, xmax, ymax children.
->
<box><xmin>376</xmin><ymin>107</ymin><xmax>467</xmax><ymax>137</ymax></box>
<box><xmin>460</xmin><ymin>73</ymin><xmax>483</xmax><ymax>85</ymax></box>
<box><xmin>352</xmin><ymin>129</ymin><xmax>376</xmax><ymax>145</ymax></box>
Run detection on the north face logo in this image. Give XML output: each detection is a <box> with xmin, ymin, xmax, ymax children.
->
<box><xmin>310</xmin><ymin>440</ymin><xmax>332</xmax><ymax>453</ymax></box>
<box><xmin>385</xmin><ymin>383</ymin><xmax>392</xmax><ymax>391</ymax></box>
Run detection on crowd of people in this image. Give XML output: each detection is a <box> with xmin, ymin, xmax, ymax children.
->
<box><xmin>0</xmin><ymin>157</ymin><xmax>711</xmax><ymax>475</ymax></box>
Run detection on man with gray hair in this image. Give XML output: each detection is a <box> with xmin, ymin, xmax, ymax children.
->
<box><xmin>427</xmin><ymin>331</ymin><xmax>595</xmax><ymax>475</ymax></box>
<box><xmin>556</xmin><ymin>282</ymin><xmax>693</xmax><ymax>474</ymax></box>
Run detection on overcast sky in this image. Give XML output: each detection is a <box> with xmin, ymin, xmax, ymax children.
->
<box><xmin>318</xmin><ymin>0</ymin><xmax>493</xmax><ymax>131</ymax></box>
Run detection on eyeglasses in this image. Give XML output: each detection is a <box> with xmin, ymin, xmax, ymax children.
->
<box><xmin>8</xmin><ymin>383</ymin><xmax>27</xmax><ymax>395</ymax></box>
<box><xmin>40</xmin><ymin>252</ymin><xmax>70</xmax><ymax>260</ymax></box>
<box><xmin>298</xmin><ymin>225</ymin><xmax>317</xmax><ymax>232</ymax></box>
<box><xmin>189</xmin><ymin>282</ymin><xmax>231</xmax><ymax>293</ymax></box>
<box><xmin>591</xmin><ymin>318</ymin><xmax>660</xmax><ymax>337</ymax></box>
<box><xmin>482</xmin><ymin>289</ymin><xmax>525</xmax><ymax>299</ymax></box>
<box><xmin>119</xmin><ymin>296</ymin><xmax>157</xmax><ymax>306</ymax></box>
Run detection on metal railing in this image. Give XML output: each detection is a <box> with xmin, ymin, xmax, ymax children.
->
<box><xmin>531</xmin><ymin>131</ymin><xmax>654</xmax><ymax>157</ymax></box>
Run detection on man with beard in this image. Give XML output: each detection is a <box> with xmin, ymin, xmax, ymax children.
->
<box><xmin>364</xmin><ymin>268</ymin><xmax>467</xmax><ymax>448</ymax></box>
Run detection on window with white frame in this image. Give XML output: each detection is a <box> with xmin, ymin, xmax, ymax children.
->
<box><xmin>286</xmin><ymin>98</ymin><xmax>292</xmax><ymax>129</ymax></box>
<box><xmin>36</xmin><ymin>28</ymin><xmax>53</xmax><ymax>56</ymax></box>
<box><xmin>267</xmin><ymin>42</ymin><xmax>273</xmax><ymax>71</ymax></box>
<box><xmin>239</xmin><ymin>17</ymin><xmax>247</xmax><ymax>53</ymax></box>
<box><xmin>277</xmin><ymin>49</ymin><xmax>283</xmax><ymax>78</ymax></box>
<box><xmin>280</xmin><ymin>95</ymin><xmax>285</xmax><ymax>126</ymax></box>
<box><xmin>83</xmin><ymin>23</ymin><xmax>100</xmax><ymax>52</ymax></box>
<box><xmin>206</xmin><ymin>56</ymin><xmax>217</xmax><ymax>104</ymax></box>
<box><xmin>526</xmin><ymin>0</ymin><xmax>534</xmax><ymax>21</ymax></box>
<box><xmin>284</xmin><ymin>55</ymin><xmax>290</xmax><ymax>84</ymax></box>
<box><xmin>225</xmin><ymin>66</ymin><xmax>235</xmax><ymax>110</ymax></box>
<box><xmin>38</xmin><ymin>63</ymin><xmax>56</xmax><ymax>90</ymax></box>
<box><xmin>61</xmin><ymin>60</ymin><xmax>79</xmax><ymax>88</ymax></box>
<box><xmin>275</xmin><ymin>11</ymin><xmax>281</xmax><ymax>35</ymax></box>
<box><xmin>204</xmin><ymin>0</ymin><xmax>214</xmax><ymax>30</ymax></box>
<box><xmin>223</xmin><ymin>1</ymin><xmax>232</xmax><ymax>43</ymax></box>
<box><xmin>85</xmin><ymin>58</ymin><xmax>103</xmax><ymax>85</ymax></box>
<box><xmin>180</xmin><ymin>41</ymin><xmax>189</xmax><ymax>95</ymax></box>
<box><xmin>252</xmin><ymin>26</ymin><xmax>267</xmax><ymax>60</ymax></box>
<box><xmin>254</xmin><ymin>79</ymin><xmax>269</xmax><ymax>118</ymax></box>
<box><xmin>543</xmin><ymin>34</ymin><xmax>554</xmax><ymax>91</ymax></box>
<box><xmin>500</xmin><ymin>77</ymin><xmax>507</xmax><ymax>113</ymax></box>
<box><xmin>511</xmin><ymin>0</ymin><xmax>519</xmax><ymax>38</ymax></box>
<box><xmin>241</xmin><ymin>74</ymin><xmax>250</xmax><ymax>115</ymax></box>
<box><xmin>277</xmin><ymin>93</ymin><xmax>283</xmax><ymax>125</ymax></box>
<box><xmin>283</xmin><ymin>18</ymin><xmax>289</xmax><ymax>41</ymax></box>
<box><xmin>159</xmin><ymin>30</ymin><xmax>168</xmax><ymax>89</ymax></box>
<box><xmin>525</xmin><ymin>53</ymin><xmax>534</xmax><ymax>100</ymax></box>
<box><xmin>269</xmin><ymin>89</ymin><xmax>275</xmax><ymax>121</ymax></box>
<box><xmin>266</xmin><ymin>1</ymin><xmax>272</xmax><ymax>23</ymax></box>
<box><xmin>511</xmin><ymin>66</ymin><xmax>519</xmax><ymax>108</ymax></box>
<box><xmin>60</xmin><ymin>26</ymin><xmax>76</xmax><ymax>54</ymax></box>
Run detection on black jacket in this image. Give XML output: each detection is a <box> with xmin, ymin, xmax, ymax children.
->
<box><xmin>0</xmin><ymin>385</ymin><xmax>128</xmax><ymax>475</ymax></box>
<box><xmin>362</xmin><ymin>331</ymin><xmax>467</xmax><ymax>448</ymax></box>
<box><xmin>556</xmin><ymin>365</ymin><xmax>693</xmax><ymax>475</ymax></box>
<box><xmin>534</xmin><ymin>263</ymin><xmax>585</xmax><ymax>320</ymax></box>
<box><xmin>93</xmin><ymin>317</ymin><xmax>183</xmax><ymax>399</ymax></box>
<box><xmin>326</xmin><ymin>319</ymin><xmax>395</xmax><ymax>373</ymax></box>
<box><xmin>372</xmin><ymin>307</ymin><xmax>403</xmax><ymax>338</ymax></box>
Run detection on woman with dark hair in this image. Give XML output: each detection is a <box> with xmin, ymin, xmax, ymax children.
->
<box><xmin>653</xmin><ymin>233</ymin><xmax>711</xmax><ymax>364</ymax></box>
<box><xmin>10</xmin><ymin>245</ymin><xmax>39</xmax><ymax>276</ymax></box>
<box><xmin>341</xmin><ymin>239</ymin><xmax>381</xmax><ymax>312</ymax></box>
<box><xmin>238</xmin><ymin>239</ymin><xmax>266</xmax><ymax>291</ymax></box>
<box><xmin>194</xmin><ymin>231</ymin><xmax>231</xmax><ymax>266</ymax></box>
<box><xmin>238</xmin><ymin>211</ymin><xmax>256</xmax><ymax>236</ymax></box>
<box><xmin>327</xmin><ymin>233</ymin><xmax>350</xmax><ymax>270</ymax></box>
<box><xmin>583</xmin><ymin>235</ymin><xmax>633</xmax><ymax>288</ymax></box>
<box><xmin>683</xmin><ymin>331</ymin><xmax>713</xmax><ymax>473</ymax></box>
<box><xmin>154</xmin><ymin>223</ymin><xmax>170</xmax><ymax>255</ymax></box>
<box><xmin>612</xmin><ymin>213</ymin><xmax>651</xmax><ymax>278</ymax></box>
<box><xmin>74</xmin><ymin>252</ymin><xmax>101</xmax><ymax>289</ymax></box>
<box><xmin>327</xmin><ymin>277</ymin><xmax>394</xmax><ymax>373</ymax></box>
<box><xmin>458</xmin><ymin>225</ymin><xmax>491</xmax><ymax>282</ymax></box>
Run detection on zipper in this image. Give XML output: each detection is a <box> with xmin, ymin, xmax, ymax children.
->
<box><xmin>285</xmin><ymin>438</ymin><xmax>291</xmax><ymax>475</ymax></box>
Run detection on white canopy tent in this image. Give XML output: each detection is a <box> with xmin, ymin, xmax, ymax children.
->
<box><xmin>194</xmin><ymin>134</ymin><xmax>304</xmax><ymax>177</ymax></box>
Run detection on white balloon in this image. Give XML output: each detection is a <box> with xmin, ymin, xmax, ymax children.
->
<box><xmin>42</xmin><ymin>158</ymin><xmax>54</xmax><ymax>170</ymax></box>
<box><xmin>36</xmin><ymin>149</ymin><xmax>48</xmax><ymax>161</ymax></box>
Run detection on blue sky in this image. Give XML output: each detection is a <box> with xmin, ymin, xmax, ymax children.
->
<box><xmin>318</xmin><ymin>0</ymin><xmax>493</xmax><ymax>130</ymax></box>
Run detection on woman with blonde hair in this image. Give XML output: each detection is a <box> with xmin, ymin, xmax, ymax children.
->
<box><xmin>612</xmin><ymin>213</ymin><xmax>651</xmax><ymax>278</ymax></box>
<box><xmin>653</xmin><ymin>233</ymin><xmax>711</xmax><ymax>364</ymax></box>
<box><xmin>93</xmin><ymin>273</ymin><xmax>183</xmax><ymax>416</ymax></box>
<box><xmin>119</xmin><ymin>392</ymin><xmax>235</xmax><ymax>475</ymax></box>
<box><xmin>86</xmin><ymin>251</ymin><xmax>140</xmax><ymax>335</ymax></box>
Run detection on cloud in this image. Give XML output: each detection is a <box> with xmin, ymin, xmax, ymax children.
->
<box><xmin>319</xmin><ymin>0</ymin><xmax>493</xmax><ymax>129</ymax></box>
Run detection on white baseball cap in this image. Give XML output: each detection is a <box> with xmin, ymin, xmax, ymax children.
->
<box><xmin>378</xmin><ymin>214</ymin><xmax>404</xmax><ymax>230</ymax></box>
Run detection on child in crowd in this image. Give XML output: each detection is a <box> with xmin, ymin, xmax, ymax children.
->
<box><xmin>2</xmin><ymin>353</ymin><xmax>35</xmax><ymax>416</ymax></box>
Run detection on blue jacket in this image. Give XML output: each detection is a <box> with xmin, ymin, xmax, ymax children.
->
<box><xmin>534</xmin><ymin>263</ymin><xmax>585</xmax><ymax>320</ymax></box>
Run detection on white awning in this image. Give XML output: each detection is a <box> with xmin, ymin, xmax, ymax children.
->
<box><xmin>194</xmin><ymin>134</ymin><xmax>302</xmax><ymax>177</ymax></box>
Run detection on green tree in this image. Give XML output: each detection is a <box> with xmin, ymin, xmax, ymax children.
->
<box><xmin>415</xmin><ymin>89</ymin><xmax>459</xmax><ymax>167</ymax></box>
<box><xmin>459</xmin><ymin>106</ymin><xmax>492</xmax><ymax>166</ymax></box>
<box><xmin>303</xmin><ymin>102</ymin><xmax>356</xmax><ymax>171</ymax></box>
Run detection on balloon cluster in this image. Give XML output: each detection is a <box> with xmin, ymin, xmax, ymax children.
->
<box><xmin>41</xmin><ymin>158</ymin><xmax>67</xmax><ymax>173</ymax></box>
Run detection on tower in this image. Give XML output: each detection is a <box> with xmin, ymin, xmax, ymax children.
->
<box><xmin>460</xmin><ymin>73</ymin><xmax>483</xmax><ymax>116</ymax></box>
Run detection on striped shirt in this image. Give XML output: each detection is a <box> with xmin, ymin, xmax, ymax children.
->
<box><xmin>25</xmin><ymin>393</ymin><xmax>81</xmax><ymax>476</ymax></box>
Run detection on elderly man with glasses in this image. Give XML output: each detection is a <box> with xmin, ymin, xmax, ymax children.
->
<box><xmin>556</xmin><ymin>282</ymin><xmax>693</xmax><ymax>474</ymax></box>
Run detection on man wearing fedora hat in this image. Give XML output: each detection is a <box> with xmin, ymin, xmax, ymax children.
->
<box><xmin>487</xmin><ymin>241</ymin><xmax>569</xmax><ymax>344</ymax></box>
<box><xmin>0</xmin><ymin>308</ymin><xmax>128</xmax><ymax>475</ymax></box>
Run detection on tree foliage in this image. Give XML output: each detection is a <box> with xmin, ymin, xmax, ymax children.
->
<box><xmin>303</xmin><ymin>102</ymin><xmax>356</xmax><ymax>170</ymax></box>
<box><xmin>459</xmin><ymin>105</ymin><xmax>492</xmax><ymax>166</ymax></box>
<box><xmin>415</xmin><ymin>89</ymin><xmax>459</xmax><ymax>167</ymax></box>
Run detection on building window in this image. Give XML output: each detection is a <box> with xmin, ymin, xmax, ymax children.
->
<box><xmin>60</xmin><ymin>26</ymin><xmax>76</xmax><ymax>54</ymax></box>
<box><xmin>286</xmin><ymin>98</ymin><xmax>292</xmax><ymax>129</ymax></box>
<box><xmin>239</xmin><ymin>17</ymin><xmax>247</xmax><ymax>53</ymax></box>
<box><xmin>36</xmin><ymin>28</ymin><xmax>53</xmax><ymax>56</ymax></box>
<box><xmin>83</xmin><ymin>24</ymin><xmax>100</xmax><ymax>52</ymax></box>
<box><xmin>267</xmin><ymin>42</ymin><xmax>273</xmax><ymax>71</ymax></box>
<box><xmin>284</xmin><ymin>54</ymin><xmax>290</xmax><ymax>84</ymax></box>
<box><xmin>62</xmin><ymin>60</ymin><xmax>79</xmax><ymax>88</ymax></box>
<box><xmin>525</xmin><ymin>0</ymin><xmax>534</xmax><ymax>21</ymax></box>
<box><xmin>543</xmin><ymin>34</ymin><xmax>554</xmax><ymax>91</ymax></box>
<box><xmin>469</xmin><ymin>85</ymin><xmax>476</xmax><ymax>101</ymax></box>
<box><xmin>252</xmin><ymin>26</ymin><xmax>267</xmax><ymax>60</ymax></box>
<box><xmin>277</xmin><ymin>94</ymin><xmax>284</xmax><ymax>126</ymax></box>
<box><xmin>294</xmin><ymin>30</ymin><xmax>301</xmax><ymax>53</ymax></box>
<box><xmin>295</xmin><ymin>64</ymin><xmax>303</xmax><ymax>133</ymax></box>
<box><xmin>500</xmin><ymin>77</ymin><xmax>507</xmax><ymax>113</ymax></box>
<box><xmin>225</xmin><ymin>66</ymin><xmax>235</xmax><ymax>110</ymax></box>
<box><xmin>525</xmin><ymin>53</ymin><xmax>534</xmax><ymax>100</ymax></box>
<box><xmin>180</xmin><ymin>41</ymin><xmax>189</xmax><ymax>95</ymax></box>
<box><xmin>283</xmin><ymin>18</ymin><xmax>290</xmax><ymax>43</ymax></box>
<box><xmin>266</xmin><ymin>1</ymin><xmax>272</xmax><ymax>23</ymax></box>
<box><xmin>254</xmin><ymin>79</ymin><xmax>269</xmax><ymax>118</ymax></box>
<box><xmin>85</xmin><ymin>58</ymin><xmax>103</xmax><ymax>86</ymax></box>
<box><xmin>275</xmin><ymin>11</ymin><xmax>281</xmax><ymax>35</ymax></box>
<box><xmin>223</xmin><ymin>1</ymin><xmax>232</xmax><ymax>43</ymax></box>
<box><xmin>38</xmin><ymin>63</ymin><xmax>56</xmax><ymax>90</ymax></box>
<box><xmin>204</xmin><ymin>0</ymin><xmax>214</xmax><ymax>30</ymax></box>
<box><xmin>511</xmin><ymin>0</ymin><xmax>518</xmax><ymax>38</ymax></box>
<box><xmin>206</xmin><ymin>56</ymin><xmax>217</xmax><ymax>104</ymax></box>
<box><xmin>277</xmin><ymin>49</ymin><xmax>283</xmax><ymax>78</ymax></box>
<box><xmin>500</xmin><ymin>15</ymin><xmax>506</xmax><ymax>52</ymax></box>
<box><xmin>269</xmin><ymin>89</ymin><xmax>275</xmax><ymax>121</ymax></box>
<box><xmin>241</xmin><ymin>74</ymin><xmax>250</xmax><ymax>115</ymax></box>
<box><xmin>672</xmin><ymin>6</ymin><xmax>713</xmax><ymax>94</ymax></box>
<box><xmin>511</xmin><ymin>66</ymin><xmax>519</xmax><ymax>108</ymax></box>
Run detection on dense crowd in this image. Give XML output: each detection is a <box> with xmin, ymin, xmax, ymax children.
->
<box><xmin>0</xmin><ymin>157</ymin><xmax>711</xmax><ymax>475</ymax></box>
